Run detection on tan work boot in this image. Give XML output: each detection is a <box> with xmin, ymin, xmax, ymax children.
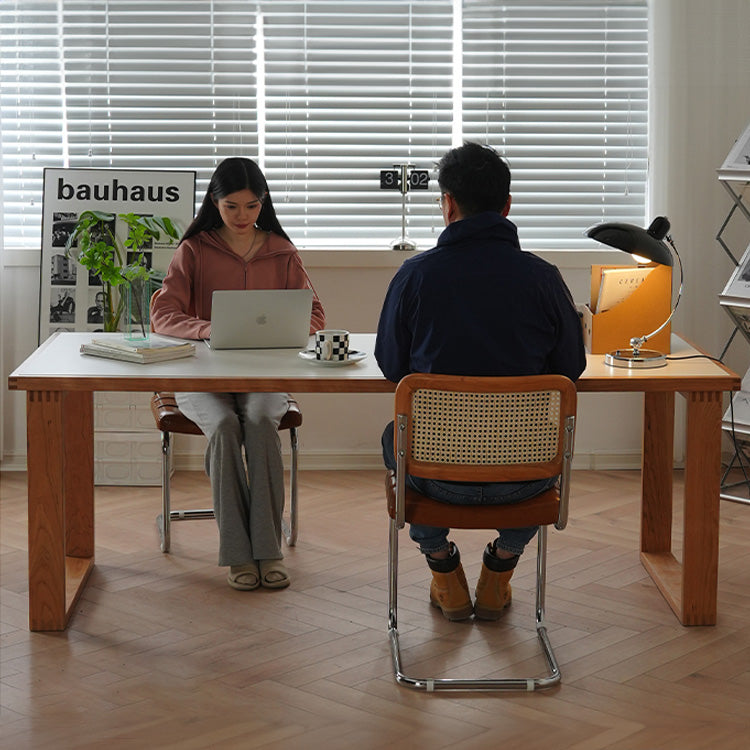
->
<box><xmin>474</xmin><ymin>542</ymin><xmax>518</xmax><ymax>621</ymax></box>
<box><xmin>426</xmin><ymin>543</ymin><xmax>474</xmax><ymax>621</ymax></box>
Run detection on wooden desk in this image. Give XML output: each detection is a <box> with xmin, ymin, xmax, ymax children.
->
<box><xmin>8</xmin><ymin>332</ymin><xmax>739</xmax><ymax>630</ymax></box>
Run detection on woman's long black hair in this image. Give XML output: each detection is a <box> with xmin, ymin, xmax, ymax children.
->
<box><xmin>181</xmin><ymin>157</ymin><xmax>290</xmax><ymax>242</ymax></box>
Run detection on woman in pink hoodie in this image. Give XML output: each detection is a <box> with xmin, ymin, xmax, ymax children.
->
<box><xmin>152</xmin><ymin>157</ymin><xmax>325</xmax><ymax>591</ymax></box>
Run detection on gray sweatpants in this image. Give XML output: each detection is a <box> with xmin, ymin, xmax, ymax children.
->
<box><xmin>175</xmin><ymin>391</ymin><xmax>289</xmax><ymax>566</ymax></box>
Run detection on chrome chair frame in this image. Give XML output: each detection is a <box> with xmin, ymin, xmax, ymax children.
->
<box><xmin>386</xmin><ymin>373</ymin><xmax>577</xmax><ymax>692</ymax></box>
<box><xmin>151</xmin><ymin>392</ymin><xmax>301</xmax><ymax>553</ymax></box>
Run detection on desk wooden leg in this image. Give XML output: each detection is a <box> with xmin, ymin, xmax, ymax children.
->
<box><xmin>640</xmin><ymin>390</ymin><xmax>721</xmax><ymax>626</ymax></box>
<box><xmin>64</xmin><ymin>391</ymin><xmax>95</xmax><ymax>557</ymax></box>
<box><xmin>639</xmin><ymin>391</ymin><xmax>686</xmax><ymax>621</ymax></box>
<box><xmin>27</xmin><ymin>390</ymin><xmax>94</xmax><ymax>631</ymax></box>
<box><xmin>680</xmin><ymin>391</ymin><xmax>721</xmax><ymax>625</ymax></box>
<box><xmin>641</xmin><ymin>391</ymin><xmax>674</xmax><ymax>555</ymax></box>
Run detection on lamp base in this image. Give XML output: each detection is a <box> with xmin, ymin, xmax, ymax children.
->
<box><xmin>391</xmin><ymin>239</ymin><xmax>417</xmax><ymax>251</ymax></box>
<box><xmin>604</xmin><ymin>348</ymin><xmax>667</xmax><ymax>369</ymax></box>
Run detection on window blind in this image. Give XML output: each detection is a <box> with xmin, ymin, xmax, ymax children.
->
<box><xmin>1</xmin><ymin>0</ymin><xmax>648</xmax><ymax>252</ymax></box>
<box><xmin>260</xmin><ymin>2</ymin><xmax>454</xmax><ymax>248</ymax></box>
<box><xmin>1</xmin><ymin>1</ymin><xmax>67</xmax><ymax>247</ymax></box>
<box><xmin>1</xmin><ymin>1</ymin><xmax>260</xmax><ymax>246</ymax></box>
<box><xmin>463</xmin><ymin>1</ymin><xmax>649</xmax><ymax>249</ymax></box>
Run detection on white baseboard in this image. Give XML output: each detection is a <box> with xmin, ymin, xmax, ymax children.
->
<box><xmin>0</xmin><ymin>452</ymin><xmax>26</xmax><ymax>471</ymax></box>
<box><xmin>172</xmin><ymin>449</ymin><xmax>647</xmax><ymax>473</ymax></box>
<box><xmin>173</xmin><ymin>449</ymin><xmax>388</xmax><ymax>472</ymax></box>
<box><xmin>573</xmin><ymin>451</ymin><xmax>645</xmax><ymax>471</ymax></box>
<box><xmin>0</xmin><ymin>449</ymin><xmax>706</xmax><ymax>474</ymax></box>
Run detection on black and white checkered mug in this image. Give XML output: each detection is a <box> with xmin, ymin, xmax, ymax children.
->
<box><xmin>315</xmin><ymin>329</ymin><xmax>350</xmax><ymax>361</ymax></box>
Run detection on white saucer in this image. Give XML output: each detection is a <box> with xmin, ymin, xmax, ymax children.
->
<box><xmin>298</xmin><ymin>349</ymin><xmax>367</xmax><ymax>366</ymax></box>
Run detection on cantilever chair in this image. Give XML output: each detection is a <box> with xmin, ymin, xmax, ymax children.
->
<box><xmin>148</xmin><ymin>289</ymin><xmax>302</xmax><ymax>553</ymax></box>
<box><xmin>150</xmin><ymin>392</ymin><xmax>302</xmax><ymax>553</ymax></box>
<box><xmin>386</xmin><ymin>373</ymin><xmax>577</xmax><ymax>692</ymax></box>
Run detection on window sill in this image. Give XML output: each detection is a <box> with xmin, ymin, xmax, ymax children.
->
<box><xmin>298</xmin><ymin>247</ymin><xmax>620</xmax><ymax>270</ymax></box>
<box><xmin>3</xmin><ymin>246</ymin><xmax>621</xmax><ymax>271</ymax></box>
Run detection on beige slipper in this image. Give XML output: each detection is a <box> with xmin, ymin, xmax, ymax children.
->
<box><xmin>227</xmin><ymin>562</ymin><xmax>260</xmax><ymax>591</ymax></box>
<box><xmin>259</xmin><ymin>559</ymin><xmax>290</xmax><ymax>589</ymax></box>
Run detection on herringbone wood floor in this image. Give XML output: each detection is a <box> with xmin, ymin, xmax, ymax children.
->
<box><xmin>2</xmin><ymin>469</ymin><xmax>750</xmax><ymax>749</ymax></box>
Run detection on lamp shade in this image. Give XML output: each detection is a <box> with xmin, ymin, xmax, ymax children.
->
<box><xmin>586</xmin><ymin>217</ymin><xmax>673</xmax><ymax>266</ymax></box>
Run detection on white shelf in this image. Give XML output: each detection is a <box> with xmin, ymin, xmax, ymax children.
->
<box><xmin>717</xmin><ymin>122</ymin><xmax>750</xmax><ymax>182</ymax></box>
<box><xmin>94</xmin><ymin>392</ymin><xmax>160</xmax><ymax>486</ymax></box>
<box><xmin>718</xmin><ymin>123</ymin><xmax>750</xmax><ymax>502</ymax></box>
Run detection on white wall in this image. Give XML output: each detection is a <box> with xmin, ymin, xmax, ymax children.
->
<box><xmin>649</xmin><ymin>0</ymin><xmax>750</xmax><ymax>377</ymax></box>
<box><xmin>250</xmin><ymin>249</ymin><xmax>649</xmax><ymax>472</ymax></box>
<box><xmin>2</xmin><ymin>0</ymin><xmax>749</xmax><ymax>472</ymax></box>
<box><xmin>1</xmin><ymin>246</ymin><xmax>647</xmax><ymax>472</ymax></box>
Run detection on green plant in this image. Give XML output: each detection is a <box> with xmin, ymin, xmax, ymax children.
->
<box><xmin>65</xmin><ymin>210</ymin><xmax>179</xmax><ymax>334</ymax></box>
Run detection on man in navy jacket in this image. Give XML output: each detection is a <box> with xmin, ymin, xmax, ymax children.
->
<box><xmin>376</xmin><ymin>142</ymin><xmax>586</xmax><ymax>622</ymax></box>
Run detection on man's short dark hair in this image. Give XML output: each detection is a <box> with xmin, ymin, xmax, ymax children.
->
<box><xmin>436</xmin><ymin>142</ymin><xmax>511</xmax><ymax>216</ymax></box>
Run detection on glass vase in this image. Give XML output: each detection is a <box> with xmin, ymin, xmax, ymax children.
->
<box><xmin>125</xmin><ymin>280</ymin><xmax>150</xmax><ymax>342</ymax></box>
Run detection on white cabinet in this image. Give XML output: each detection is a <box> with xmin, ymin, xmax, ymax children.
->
<box><xmin>94</xmin><ymin>392</ymin><xmax>163</xmax><ymax>485</ymax></box>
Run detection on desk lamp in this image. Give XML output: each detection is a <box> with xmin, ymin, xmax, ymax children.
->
<box><xmin>586</xmin><ymin>216</ymin><xmax>683</xmax><ymax>368</ymax></box>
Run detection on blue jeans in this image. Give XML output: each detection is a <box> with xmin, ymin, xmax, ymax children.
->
<box><xmin>382</xmin><ymin>422</ymin><xmax>557</xmax><ymax>557</ymax></box>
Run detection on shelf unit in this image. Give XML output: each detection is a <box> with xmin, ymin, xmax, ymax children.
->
<box><xmin>94</xmin><ymin>392</ymin><xmax>164</xmax><ymax>485</ymax></box>
<box><xmin>717</xmin><ymin>123</ymin><xmax>750</xmax><ymax>504</ymax></box>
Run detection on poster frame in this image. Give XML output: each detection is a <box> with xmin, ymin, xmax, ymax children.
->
<box><xmin>40</xmin><ymin>167</ymin><xmax>196</xmax><ymax>345</ymax></box>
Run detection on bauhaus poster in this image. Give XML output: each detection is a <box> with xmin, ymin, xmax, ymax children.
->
<box><xmin>40</xmin><ymin>167</ymin><xmax>196</xmax><ymax>343</ymax></box>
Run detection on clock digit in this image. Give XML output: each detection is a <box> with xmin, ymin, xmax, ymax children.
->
<box><xmin>408</xmin><ymin>170</ymin><xmax>429</xmax><ymax>189</ymax></box>
<box><xmin>379</xmin><ymin>170</ymin><xmax>400</xmax><ymax>190</ymax></box>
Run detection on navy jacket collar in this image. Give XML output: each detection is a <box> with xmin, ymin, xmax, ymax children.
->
<box><xmin>436</xmin><ymin>211</ymin><xmax>521</xmax><ymax>251</ymax></box>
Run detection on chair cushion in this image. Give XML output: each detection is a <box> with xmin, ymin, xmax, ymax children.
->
<box><xmin>280</xmin><ymin>399</ymin><xmax>303</xmax><ymax>430</ymax></box>
<box><xmin>150</xmin><ymin>392</ymin><xmax>204</xmax><ymax>435</ymax></box>
<box><xmin>150</xmin><ymin>392</ymin><xmax>302</xmax><ymax>434</ymax></box>
<box><xmin>385</xmin><ymin>469</ymin><xmax>560</xmax><ymax>528</ymax></box>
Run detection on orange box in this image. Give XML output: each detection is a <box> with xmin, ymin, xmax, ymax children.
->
<box><xmin>580</xmin><ymin>263</ymin><xmax>672</xmax><ymax>355</ymax></box>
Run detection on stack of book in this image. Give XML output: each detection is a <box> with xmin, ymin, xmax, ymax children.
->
<box><xmin>80</xmin><ymin>335</ymin><xmax>196</xmax><ymax>363</ymax></box>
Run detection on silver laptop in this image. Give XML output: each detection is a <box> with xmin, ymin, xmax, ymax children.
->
<box><xmin>208</xmin><ymin>289</ymin><xmax>313</xmax><ymax>350</ymax></box>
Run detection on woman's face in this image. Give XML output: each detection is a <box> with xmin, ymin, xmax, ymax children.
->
<box><xmin>213</xmin><ymin>188</ymin><xmax>265</xmax><ymax>239</ymax></box>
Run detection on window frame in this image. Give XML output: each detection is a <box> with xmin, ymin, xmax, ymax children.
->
<box><xmin>0</xmin><ymin>0</ymin><xmax>649</xmax><ymax>252</ymax></box>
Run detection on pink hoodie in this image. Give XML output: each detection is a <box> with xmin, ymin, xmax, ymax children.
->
<box><xmin>151</xmin><ymin>229</ymin><xmax>325</xmax><ymax>340</ymax></box>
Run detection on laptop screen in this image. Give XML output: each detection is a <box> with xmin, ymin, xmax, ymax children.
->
<box><xmin>208</xmin><ymin>289</ymin><xmax>313</xmax><ymax>349</ymax></box>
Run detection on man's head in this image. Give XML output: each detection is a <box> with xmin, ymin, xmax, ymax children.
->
<box><xmin>436</xmin><ymin>142</ymin><xmax>511</xmax><ymax>224</ymax></box>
